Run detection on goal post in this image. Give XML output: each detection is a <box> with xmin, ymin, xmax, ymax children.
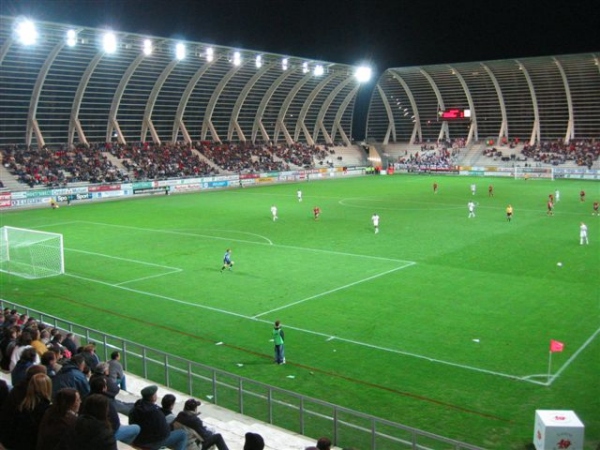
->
<box><xmin>0</xmin><ymin>226</ymin><xmax>64</xmax><ymax>279</ymax></box>
<box><xmin>514</xmin><ymin>166</ymin><xmax>554</xmax><ymax>180</ymax></box>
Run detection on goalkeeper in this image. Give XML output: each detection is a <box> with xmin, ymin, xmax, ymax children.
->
<box><xmin>220</xmin><ymin>249</ymin><xmax>234</xmax><ymax>272</ymax></box>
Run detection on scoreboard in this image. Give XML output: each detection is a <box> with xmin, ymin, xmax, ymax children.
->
<box><xmin>438</xmin><ymin>108</ymin><xmax>471</xmax><ymax>120</ymax></box>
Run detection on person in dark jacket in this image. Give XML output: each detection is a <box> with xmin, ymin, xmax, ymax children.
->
<box><xmin>52</xmin><ymin>354</ymin><xmax>90</xmax><ymax>399</ymax></box>
<box><xmin>66</xmin><ymin>394</ymin><xmax>117</xmax><ymax>450</ymax></box>
<box><xmin>0</xmin><ymin>365</ymin><xmax>47</xmax><ymax>448</ymax></box>
<box><xmin>128</xmin><ymin>385</ymin><xmax>187</xmax><ymax>450</ymax></box>
<box><xmin>36</xmin><ymin>387</ymin><xmax>80</xmax><ymax>450</ymax></box>
<box><xmin>89</xmin><ymin>376</ymin><xmax>139</xmax><ymax>445</ymax></box>
<box><xmin>11</xmin><ymin>347</ymin><xmax>38</xmax><ymax>387</ymax></box>
<box><xmin>174</xmin><ymin>399</ymin><xmax>229</xmax><ymax>450</ymax></box>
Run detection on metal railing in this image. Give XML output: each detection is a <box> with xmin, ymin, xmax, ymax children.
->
<box><xmin>1</xmin><ymin>300</ymin><xmax>485</xmax><ymax>450</ymax></box>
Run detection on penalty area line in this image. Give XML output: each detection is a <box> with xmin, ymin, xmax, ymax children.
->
<box><xmin>254</xmin><ymin>262</ymin><xmax>416</xmax><ymax>318</ymax></box>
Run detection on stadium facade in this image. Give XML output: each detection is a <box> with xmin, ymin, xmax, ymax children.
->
<box><xmin>367</xmin><ymin>54</ymin><xmax>600</xmax><ymax>145</ymax></box>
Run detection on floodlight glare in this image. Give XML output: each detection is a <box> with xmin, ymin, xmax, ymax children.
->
<box><xmin>206</xmin><ymin>47</ymin><xmax>214</xmax><ymax>62</ymax></box>
<box><xmin>314</xmin><ymin>65</ymin><xmax>324</xmax><ymax>76</ymax></box>
<box><xmin>66</xmin><ymin>29</ymin><xmax>77</xmax><ymax>47</ymax></box>
<box><xmin>256</xmin><ymin>55</ymin><xmax>262</xmax><ymax>68</ymax></box>
<box><xmin>15</xmin><ymin>19</ymin><xmax>38</xmax><ymax>46</ymax></box>
<box><xmin>103</xmin><ymin>32</ymin><xmax>117</xmax><ymax>53</ymax></box>
<box><xmin>233</xmin><ymin>51</ymin><xmax>241</xmax><ymax>66</ymax></box>
<box><xmin>355</xmin><ymin>66</ymin><xmax>372</xmax><ymax>82</ymax></box>
<box><xmin>176</xmin><ymin>43</ymin><xmax>186</xmax><ymax>60</ymax></box>
<box><xmin>143</xmin><ymin>39</ymin><xmax>152</xmax><ymax>56</ymax></box>
<box><xmin>302</xmin><ymin>62</ymin><xmax>309</xmax><ymax>73</ymax></box>
<box><xmin>282</xmin><ymin>58</ymin><xmax>288</xmax><ymax>71</ymax></box>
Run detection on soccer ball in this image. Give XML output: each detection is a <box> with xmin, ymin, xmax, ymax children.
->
<box><xmin>557</xmin><ymin>262</ymin><xmax>563</xmax><ymax>267</ymax></box>
<box><xmin>230</xmin><ymin>261</ymin><xmax>234</xmax><ymax>266</ymax></box>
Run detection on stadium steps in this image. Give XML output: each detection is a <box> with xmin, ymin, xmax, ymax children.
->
<box><xmin>331</xmin><ymin>144</ymin><xmax>368</xmax><ymax>167</ymax></box>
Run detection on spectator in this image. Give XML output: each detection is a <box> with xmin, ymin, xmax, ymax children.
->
<box><xmin>317</xmin><ymin>437</ymin><xmax>332</xmax><ymax>450</ymax></box>
<box><xmin>10</xmin><ymin>330</ymin><xmax>38</xmax><ymax>371</ymax></box>
<box><xmin>36</xmin><ymin>387</ymin><xmax>81</xmax><ymax>450</ymax></box>
<box><xmin>0</xmin><ymin>325</ymin><xmax>18</xmax><ymax>371</ymax></box>
<box><xmin>89</xmin><ymin>376</ymin><xmax>139</xmax><ymax>446</ymax></box>
<box><xmin>29</xmin><ymin>329</ymin><xmax>47</xmax><ymax>358</ymax></box>
<box><xmin>107</xmin><ymin>350</ymin><xmax>126</xmax><ymax>391</ymax></box>
<box><xmin>66</xmin><ymin>394</ymin><xmax>117</xmax><ymax>450</ymax></box>
<box><xmin>173</xmin><ymin>398</ymin><xmax>230</xmax><ymax>450</ymax></box>
<box><xmin>52</xmin><ymin>353</ymin><xmax>90</xmax><ymax>399</ymax></box>
<box><xmin>12</xmin><ymin>372</ymin><xmax>53</xmax><ymax>449</ymax></box>
<box><xmin>129</xmin><ymin>384</ymin><xmax>187</xmax><ymax>450</ymax></box>
<box><xmin>90</xmin><ymin>362</ymin><xmax>120</xmax><ymax>398</ymax></box>
<box><xmin>160</xmin><ymin>393</ymin><xmax>177</xmax><ymax>426</ymax></box>
<box><xmin>40</xmin><ymin>350</ymin><xmax>60</xmax><ymax>378</ymax></box>
<box><xmin>80</xmin><ymin>343</ymin><xmax>100</xmax><ymax>370</ymax></box>
<box><xmin>61</xmin><ymin>332</ymin><xmax>79</xmax><ymax>355</ymax></box>
<box><xmin>244</xmin><ymin>432</ymin><xmax>265</xmax><ymax>450</ymax></box>
<box><xmin>0</xmin><ymin>365</ymin><xmax>47</xmax><ymax>447</ymax></box>
<box><xmin>11</xmin><ymin>347</ymin><xmax>38</xmax><ymax>387</ymax></box>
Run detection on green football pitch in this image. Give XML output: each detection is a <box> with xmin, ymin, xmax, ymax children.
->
<box><xmin>1</xmin><ymin>175</ymin><xmax>598</xmax><ymax>449</ymax></box>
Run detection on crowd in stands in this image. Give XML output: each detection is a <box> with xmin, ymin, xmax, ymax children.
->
<box><xmin>394</xmin><ymin>146</ymin><xmax>460</xmax><ymax>171</ymax></box>
<box><xmin>0</xmin><ymin>308</ymin><xmax>352</xmax><ymax>450</ymax></box>
<box><xmin>196</xmin><ymin>141</ymin><xmax>332</xmax><ymax>173</ymax></box>
<box><xmin>1</xmin><ymin>144</ymin><xmax>129</xmax><ymax>187</ymax></box>
<box><xmin>520</xmin><ymin>140</ymin><xmax>599</xmax><ymax>168</ymax></box>
<box><xmin>0</xmin><ymin>141</ymin><xmax>341</xmax><ymax>189</ymax></box>
<box><xmin>110</xmin><ymin>142</ymin><xmax>217</xmax><ymax>180</ymax></box>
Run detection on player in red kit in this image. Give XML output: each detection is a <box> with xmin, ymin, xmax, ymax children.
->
<box><xmin>433</xmin><ymin>182</ymin><xmax>438</xmax><ymax>194</ymax></box>
<box><xmin>593</xmin><ymin>201</ymin><xmax>599</xmax><ymax>216</ymax></box>
<box><xmin>547</xmin><ymin>200</ymin><xmax>554</xmax><ymax>216</ymax></box>
<box><xmin>313</xmin><ymin>206</ymin><xmax>321</xmax><ymax>220</ymax></box>
<box><xmin>580</xmin><ymin>190</ymin><xmax>586</xmax><ymax>202</ymax></box>
<box><xmin>488</xmin><ymin>185</ymin><xmax>494</xmax><ymax>197</ymax></box>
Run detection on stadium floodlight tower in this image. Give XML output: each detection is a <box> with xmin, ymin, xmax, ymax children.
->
<box><xmin>0</xmin><ymin>226</ymin><xmax>65</xmax><ymax>279</ymax></box>
<box><xmin>355</xmin><ymin>65</ymin><xmax>373</xmax><ymax>83</ymax></box>
<box><xmin>15</xmin><ymin>18</ymin><xmax>38</xmax><ymax>45</ymax></box>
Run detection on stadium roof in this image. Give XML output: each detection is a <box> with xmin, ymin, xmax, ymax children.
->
<box><xmin>0</xmin><ymin>16</ymin><xmax>370</xmax><ymax>147</ymax></box>
<box><xmin>367</xmin><ymin>54</ymin><xmax>600</xmax><ymax>144</ymax></box>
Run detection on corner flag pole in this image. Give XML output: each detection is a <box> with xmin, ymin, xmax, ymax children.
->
<box><xmin>547</xmin><ymin>351</ymin><xmax>553</xmax><ymax>380</ymax></box>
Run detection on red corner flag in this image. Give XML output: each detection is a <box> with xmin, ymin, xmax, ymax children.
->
<box><xmin>550</xmin><ymin>340</ymin><xmax>565</xmax><ymax>353</ymax></box>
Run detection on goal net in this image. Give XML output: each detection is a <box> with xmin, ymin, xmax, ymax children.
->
<box><xmin>514</xmin><ymin>167</ymin><xmax>554</xmax><ymax>180</ymax></box>
<box><xmin>0</xmin><ymin>226</ymin><xmax>64</xmax><ymax>279</ymax></box>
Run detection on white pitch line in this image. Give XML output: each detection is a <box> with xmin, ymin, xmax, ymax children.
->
<box><xmin>546</xmin><ymin>325</ymin><xmax>600</xmax><ymax>385</ymax></box>
<box><xmin>64</xmin><ymin>273</ymin><xmax>250</xmax><ymax>320</ymax></box>
<box><xmin>254</xmin><ymin>263</ymin><xmax>415</xmax><ymax>318</ymax></box>
<box><xmin>114</xmin><ymin>268</ymin><xmax>183</xmax><ymax>286</ymax></box>
<box><xmin>66</xmin><ymin>247</ymin><xmax>183</xmax><ymax>270</ymax></box>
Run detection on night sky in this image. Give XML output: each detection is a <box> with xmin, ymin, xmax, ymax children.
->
<box><xmin>2</xmin><ymin>0</ymin><xmax>597</xmax><ymax>72</ymax></box>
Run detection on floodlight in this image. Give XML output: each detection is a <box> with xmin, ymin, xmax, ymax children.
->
<box><xmin>282</xmin><ymin>58</ymin><xmax>288</xmax><ymax>71</ymax></box>
<box><xmin>355</xmin><ymin>66</ymin><xmax>372</xmax><ymax>82</ymax></box>
<box><xmin>313</xmin><ymin>65</ymin><xmax>324</xmax><ymax>76</ymax></box>
<box><xmin>66</xmin><ymin>29</ymin><xmax>77</xmax><ymax>47</ymax></box>
<box><xmin>302</xmin><ymin>62</ymin><xmax>309</xmax><ymax>73</ymax></box>
<box><xmin>233</xmin><ymin>51</ymin><xmax>241</xmax><ymax>66</ymax></box>
<box><xmin>102</xmin><ymin>32</ymin><xmax>117</xmax><ymax>54</ymax></box>
<box><xmin>176</xmin><ymin>43</ymin><xmax>186</xmax><ymax>60</ymax></box>
<box><xmin>15</xmin><ymin>19</ymin><xmax>38</xmax><ymax>46</ymax></box>
<box><xmin>206</xmin><ymin>47</ymin><xmax>214</xmax><ymax>62</ymax></box>
<box><xmin>256</xmin><ymin>55</ymin><xmax>262</xmax><ymax>68</ymax></box>
<box><xmin>143</xmin><ymin>39</ymin><xmax>152</xmax><ymax>56</ymax></box>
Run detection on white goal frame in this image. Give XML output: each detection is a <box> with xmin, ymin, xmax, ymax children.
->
<box><xmin>0</xmin><ymin>226</ymin><xmax>65</xmax><ymax>279</ymax></box>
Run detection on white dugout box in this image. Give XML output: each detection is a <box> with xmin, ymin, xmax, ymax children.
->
<box><xmin>533</xmin><ymin>410</ymin><xmax>584</xmax><ymax>450</ymax></box>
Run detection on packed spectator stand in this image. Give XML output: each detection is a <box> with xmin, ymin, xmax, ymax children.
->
<box><xmin>0</xmin><ymin>309</ymin><xmax>337</xmax><ymax>450</ymax></box>
<box><xmin>0</xmin><ymin>141</ymin><xmax>338</xmax><ymax>189</ymax></box>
